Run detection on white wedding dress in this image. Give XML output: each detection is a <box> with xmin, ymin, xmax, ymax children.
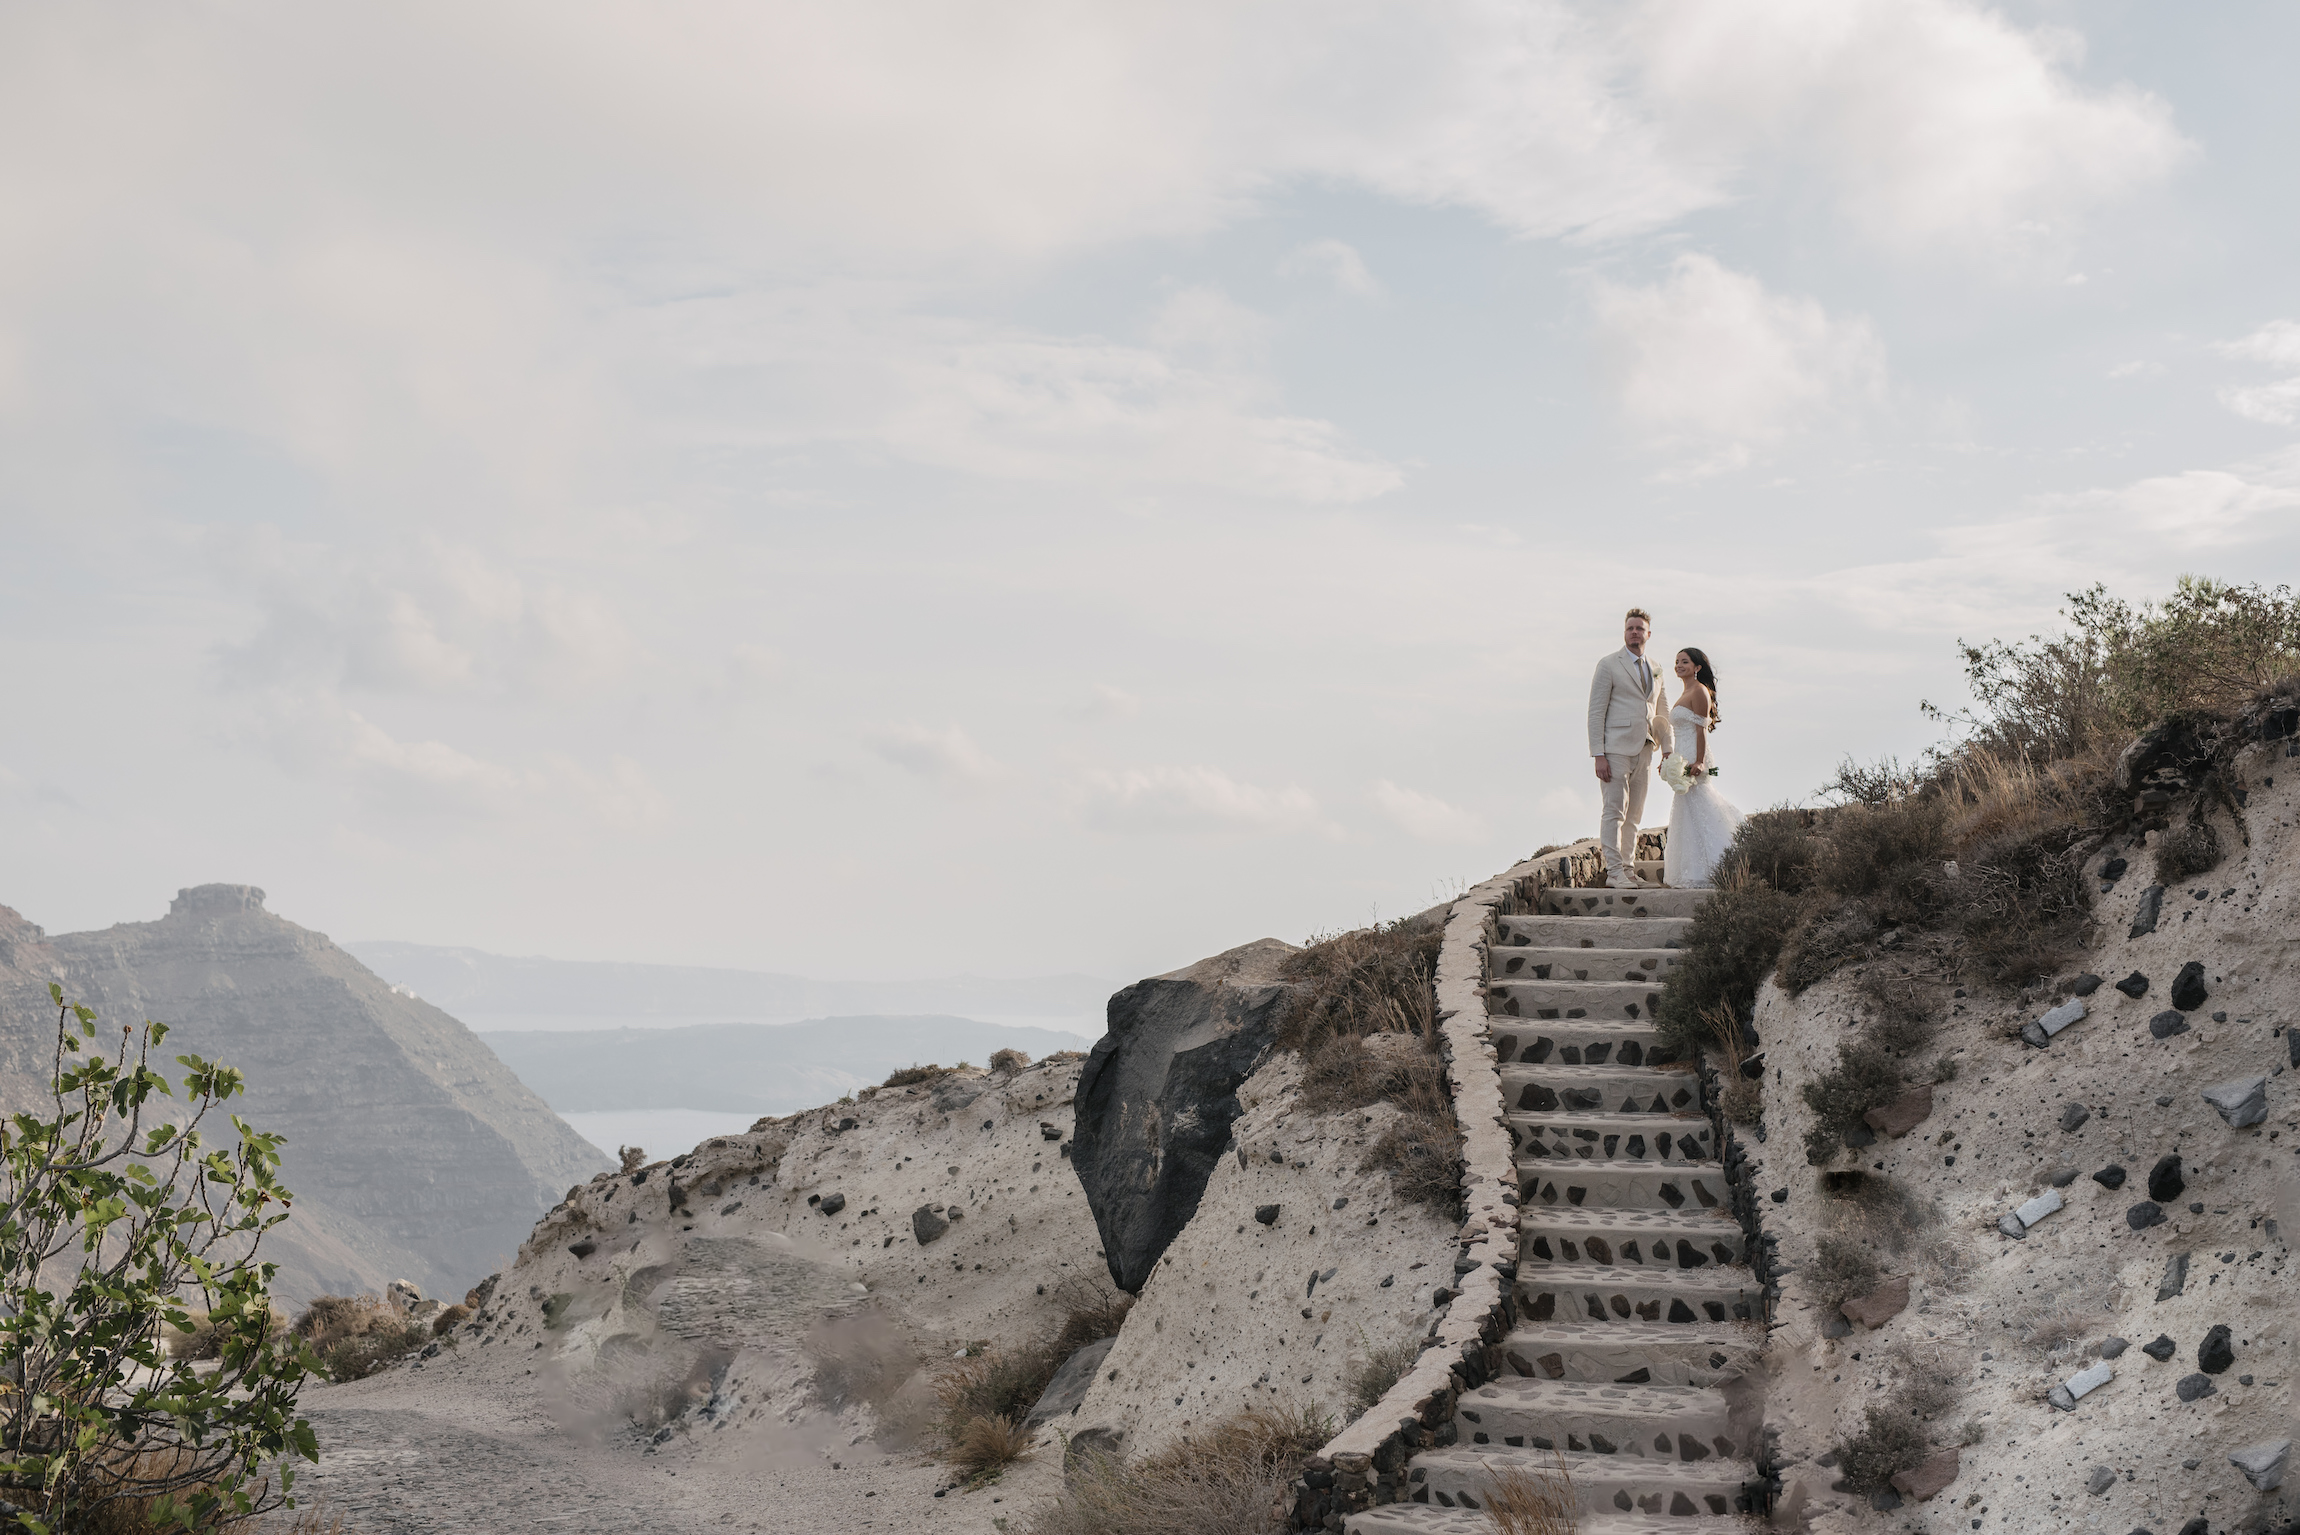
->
<box><xmin>1663</xmin><ymin>704</ymin><xmax>1745</xmax><ymax>889</ymax></box>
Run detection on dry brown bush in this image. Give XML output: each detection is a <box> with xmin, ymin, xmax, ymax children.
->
<box><xmin>291</xmin><ymin>1294</ymin><xmax>426</xmax><ymax>1382</ymax></box>
<box><xmin>932</xmin><ymin>1277</ymin><xmax>1134</xmax><ymax>1453</ymax></box>
<box><xmin>1028</xmin><ymin>1403</ymin><xmax>1331</xmax><ymax>1535</ymax></box>
<box><xmin>1482</xmin><ymin>1452</ymin><xmax>1579</xmax><ymax>1535</ymax></box>
<box><xmin>2154</xmin><ymin>821</ymin><xmax>2222</xmax><ymax>882</ymax></box>
<box><xmin>1344</xmin><ymin>1331</ymin><xmax>1421</xmax><ymax>1421</ymax></box>
<box><xmin>1805</xmin><ymin>1234</ymin><xmax>1883</xmax><ymax>1311</ymax></box>
<box><xmin>1833</xmin><ymin>1402</ymin><xmax>1927</xmax><ymax>1494</ymax></box>
<box><xmin>881</xmin><ymin>1063</ymin><xmax>956</xmax><ymax>1088</ymax></box>
<box><xmin>1278</xmin><ymin>918</ymin><xmax>1441</xmax><ymax>1054</ymax></box>
<box><xmin>431</xmin><ymin>1303</ymin><xmax>473</xmax><ymax>1337</ymax></box>
<box><xmin>1798</xmin><ymin>1041</ymin><xmax>1902</xmax><ymax>1165</ymax></box>
<box><xmin>951</xmin><ymin>1413</ymin><xmax>1033</xmax><ymax>1477</ymax></box>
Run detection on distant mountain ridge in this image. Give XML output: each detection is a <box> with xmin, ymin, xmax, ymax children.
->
<box><xmin>347</xmin><ymin>941</ymin><xmax>1111</xmax><ymax>1025</ymax></box>
<box><xmin>0</xmin><ymin>887</ymin><xmax>607</xmax><ymax>1304</ymax></box>
<box><xmin>478</xmin><ymin>1015</ymin><xmax>1098</xmax><ymax>1117</ymax></box>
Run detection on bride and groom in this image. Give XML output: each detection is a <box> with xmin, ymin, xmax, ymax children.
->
<box><xmin>1587</xmin><ymin>607</ymin><xmax>1743</xmax><ymax>889</ymax></box>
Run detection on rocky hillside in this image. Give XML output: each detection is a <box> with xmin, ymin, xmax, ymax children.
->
<box><xmin>277</xmin><ymin>933</ymin><xmax>1461</xmax><ymax>1531</ymax></box>
<box><xmin>1753</xmin><ymin>744</ymin><xmax>2300</xmax><ymax>1531</ymax></box>
<box><xmin>0</xmin><ymin>884</ymin><xmax>608</xmax><ymax>1303</ymax></box>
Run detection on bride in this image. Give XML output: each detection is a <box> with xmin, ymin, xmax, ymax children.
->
<box><xmin>1661</xmin><ymin>647</ymin><xmax>1745</xmax><ymax>889</ymax></box>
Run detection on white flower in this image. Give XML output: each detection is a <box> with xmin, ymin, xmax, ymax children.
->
<box><xmin>1658</xmin><ymin>755</ymin><xmax>1694</xmax><ymax>794</ymax></box>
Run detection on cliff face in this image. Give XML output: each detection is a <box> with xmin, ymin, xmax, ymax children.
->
<box><xmin>13</xmin><ymin>884</ymin><xmax>608</xmax><ymax>1303</ymax></box>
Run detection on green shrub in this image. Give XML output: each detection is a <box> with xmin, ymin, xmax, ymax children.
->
<box><xmin>1776</xmin><ymin>906</ymin><xmax>1877</xmax><ymax>995</ymax></box>
<box><xmin>1813</xmin><ymin>798</ymin><xmax>1952</xmax><ymax>905</ymax></box>
<box><xmin>1833</xmin><ymin>1402</ymin><xmax>1928</xmax><ymax>1494</ymax></box>
<box><xmin>1654</xmin><ymin>880</ymin><xmax>1807</xmax><ymax>1057</ymax></box>
<box><xmin>1</xmin><ymin>988</ymin><xmax>318</xmax><ymax>1532</ymax></box>
<box><xmin>1714</xmin><ymin>808</ymin><xmax>1820</xmax><ymax>893</ymax></box>
<box><xmin>1799</xmin><ymin>1040</ymin><xmax>1902</xmax><ymax>1164</ymax></box>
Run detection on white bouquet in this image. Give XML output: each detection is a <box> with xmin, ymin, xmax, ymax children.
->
<box><xmin>1658</xmin><ymin>757</ymin><xmax>1719</xmax><ymax>794</ymax></box>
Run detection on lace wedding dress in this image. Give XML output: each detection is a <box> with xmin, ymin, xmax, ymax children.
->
<box><xmin>1663</xmin><ymin>704</ymin><xmax>1745</xmax><ymax>889</ymax></box>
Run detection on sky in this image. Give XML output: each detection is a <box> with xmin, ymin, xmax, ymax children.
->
<box><xmin>5</xmin><ymin>1</ymin><xmax>2299</xmax><ymax>986</ymax></box>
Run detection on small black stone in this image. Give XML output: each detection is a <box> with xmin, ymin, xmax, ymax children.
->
<box><xmin>2149</xmin><ymin>1010</ymin><xmax>2189</xmax><ymax>1039</ymax></box>
<box><xmin>2050</xmin><ymin>1166</ymin><xmax>2081</xmax><ymax>1187</ymax></box>
<box><xmin>818</xmin><ymin>1193</ymin><xmax>846</xmax><ymax>1216</ymax></box>
<box><xmin>2169</xmin><ymin>961</ymin><xmax>2208</xmax><ymax>1012</ymax></box>
<box><xmin>2210</xmin><ymin>1011</ymin><xmax>2226</xmax><ymax>1023</ymax></box>
<box><xmin>2098</xmin><ymin>1336</ymin><xmax>2130</xmax><ymax>1359</ymax></box>
<box><xmin>1770</xmin><ymin>1188</ymin><xmax>1788</xmax><ymax>1203</ymax></box>
<box><xmin>2197</xmin><ymin>1325</ymin><xmax>2233</xmax><ymax>1374</ymax></box>
<box><xmin>2148</xmin><ymin>1154</ymin><xmax>2185</xmax><ymax>1203</ymax></box>
<box><xmin>2126</xmin><ymin>1202</ymin><xmax>2165</xmax><ymax>1230</ymax></box>
<box><xmin>568</xmin><ymin>1238</ymin><xmax>597</xmax><ymax>1259</ymax></box>
<box><xmin>2188</xmin><ymin>1201</ymin><xmax>2203</xmax><ymax>1214</ymax></box>
<box><xmin>2098</xmin><ymin>860</ymin><xmax>2126</xmax><ymax>883</ymax></box>
<box><xmin>2093</xmin><ymin>1165</ymin><xmax>2127</xmax><ymax>1190</ymax></box>
<box><xmin>2141</xmin><ymin>1334</ymin><xmax>2177</xmax><ymax>1361</ymax></box>
<box><xmin>2113</xmin><ymin>971</ymin><xmax>2150</xmax><ymax>999</ymax></box>
<box><xmin>2059</xmin><ymin>1104</ymin><xmax>2091</xmax><ymax>1133</ymax></box>
<box><xmin>2154</xmin><ymin>1094</ymin><xmax>2174</xmax><ymax>1107</ymax></box>
<box><xmin>1254</xmin><ymin>1204</ymin><xmax>1280</xmax><ymax>1225</ymax></box>
<box><xmin>2174</xmin><ymin>1372</ymin><xmax>2216</xmax><ymax>1403</ymax></box>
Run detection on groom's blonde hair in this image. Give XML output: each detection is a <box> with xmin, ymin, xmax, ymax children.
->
<box><xmin>1625</xmin><ymin>606</ymin><xmax>1652</xmax><ymax>625</ymax></box>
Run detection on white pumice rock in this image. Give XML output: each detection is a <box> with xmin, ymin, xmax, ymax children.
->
<box><xmin>2014</xmin><ymin>1188</ymin><xmax>2064</xmax><ymax>1228</ymax></box>
<box><xmin>2039</xmin><ymin>999</ymin><xmax>2086</xmax><ymax>1037</ymax></box>
<box><xmin>2200</xmin><ymin>1075</ymin><xmax>2269</xmax><ymax>1128</ymax></box>
<box><xmin>2228</xmin><ymin>1438</ymin><xmax>2290</xmax><ymax>1491</ymax></box>
<box><xmin>2064</xmin><ymin>1360</ymin><xmax>2114</xmax><ymax>1400</ymax></box>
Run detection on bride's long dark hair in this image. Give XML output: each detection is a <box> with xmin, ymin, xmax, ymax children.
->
<box><xmin>1679</xmin><ymin>648</ymin><xmax>1721</xmax><ymax>728</ymax></box>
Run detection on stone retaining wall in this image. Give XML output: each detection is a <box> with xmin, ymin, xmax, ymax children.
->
<box><xmin>1287</xmin><ymin>837</ymin><xmax>1640</xmax><ymax>1530</ymax></box>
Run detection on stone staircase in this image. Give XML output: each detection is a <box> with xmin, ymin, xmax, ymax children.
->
<box><xmin>1346</xmin><ymin>872</ymin><xmax>1762</xmax><ymax>1533</ymax></box>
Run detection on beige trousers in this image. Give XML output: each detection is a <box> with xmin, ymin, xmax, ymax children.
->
<box><xmin>1599</xmin><ymin>748</ymin><xmax>1653</xmax><ymax>882</ymax></box>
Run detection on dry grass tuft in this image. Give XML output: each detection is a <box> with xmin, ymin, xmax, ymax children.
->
<box><xmin>951</xmin><ymin>1413</ymin><xmax>1033</xmax><ymax>1477</ymax></box>
<box><xmin>881</xmin><ymin>1063</ymin><xmax>956</xmax><ymax>1088</ymax></box>
<box><xmin>1482</xmin><ymin>1453</ymin><xmax>1579</xmax><ymax>1535</ymax></box>
<box><xmin>1344</xmin><ymin>1331</ymin><xmax>1421</xmax><ymax>1421</ymax></box>
<box><xmin>988</xmin><ymin>1048</ymin><xmax>1032</xmax><ymax>1075</ymax></box>
<box><xmin>1833</xmin><ymin>1402</ymin><xmax>1928</xmax><ymax>1494</ymax></box>
<box><xmin>431</xmin><ymin>1303</ymin><xmax>473</xmax><ymax>1337</ymax></box>
<box><xmin>932</xmin><ymin>1276</ymin><xmax>1134</xmax><ymax>1454</ymax></box>
<box><xmin>1805</xmin><ymin>1234</ymin><xmax>1883</xmax><ymax>1312</ymax></box>
<box><xmin>1029</xmin><ymin>1403</ymin><xmax>1331</xmax><ymax>1535</ymax></box>
<box><xmin>2154</xmin><ymin>821</ymin><xmax>2222</xmax><ymax>883</ymax></box>
<box><xmin>1798</xmin><ymin>1041</ymin><xmax>1903</xmax><ymax>1165</ymax></box>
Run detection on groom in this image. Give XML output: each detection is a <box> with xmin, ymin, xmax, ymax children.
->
<box><xmin>1587</xmin><ymin>606</ymin><xmax>1672</xmax><ymax>888</ymax></box>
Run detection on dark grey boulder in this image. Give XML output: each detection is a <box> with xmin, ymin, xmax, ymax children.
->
<box><xmin>2126</xmin><ymin>1202</ymin><xmax>2165</xmax><ymax>1231</ymax></box>
<box><xmin>1024</xmin><ymin>1336</ymin><xmax>1119</xmax><ymax>1428</ymax></box>
<box><xmin>1073</xmin><ymin>937</ymin><xmax>1299</xmax><ymax>1291</ymax></box>
<box><xmin>2169</xmin><ymin>962</ymin><xmax>2208</xmax><ymax>1012</ymax></box>
<box><xmin>2113</xmin><ymin>971</ymin><xmax>2150</xmax><ymax>999</ymax></box>
<box><xmin>2197</xmin><ymin>1324</ymin><xmax>2234</xmax><ymax>1374</ymax></box>
<box><xmin>2148</xmin><ymin>1154</ymin><xmax>2185</xmax><ymax>1203</ymax></box>
<box><xmin>2093</xmin><ymin>1165</ymin><xmax>2126</xmax><ymax>1190</ymax></box>
<box><xmin>2175</xmin><ymin>1373</ymin><xmax>2215</xmax><ymax>1403</ymax></box>
<box><xmin>912</xmin><ymin>1206</ymin><xmax>950</xmax><ymax>1245</ymax></box>
<box><xmin>818</xmin><ymin>1193</ymin><xmax>846</xmax><ymax>1216</ymax></box>
<box><xmin>2072</xmin><ymin>972</ymin><xmax>2105</xmax><ymax>995</ymax></box>
<box><xmin>2149</xmin><ymin>1011</ymin><xmax>2189</xmax><ymax>1040</ymax></box>
<box><xmin>2141</xmin><ymin>1334</ymin><xmax>2176</xmax><ymax>1360</ymax></box>
<box><xmin>2099</xmin><ymin>1336</ymin><xmax>2130</xmax><ymax>1359</ymax></box>
<box><xmin>2059</xmin><ymin>1103</ymin><xmax>2091</xmax><ymax>1133</ymax></box>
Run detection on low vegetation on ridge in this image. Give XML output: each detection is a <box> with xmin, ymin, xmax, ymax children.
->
<box><xmin>1657</xmin><ymin>577</ymin><xmax>2300</xmax><ymax>1161</ymax></box>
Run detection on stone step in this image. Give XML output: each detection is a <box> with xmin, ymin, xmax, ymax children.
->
<box><xmin>1489</xmin><ymin>946</ymin><xmax>1683</xmax><ymax>982</ymax></box>
<box><xmin>1455</xmin><ymin>1376</ymin><xmax>1742</xmax><ymax>1464</ymax></box>
<box><xmin>1536</xmin><ymin>888</ymin><xmax>1708</xmax><ymax>920</ymax></box>
<box><xmin>1508</xmin><ymin>1111</ymin><xmax>1715</xmax><ymax>1165</ymax></box>
<box><xmin>1516</xmin><ymin>1262</ymin><xmax>1760</xmax><ymax>1328</ymax></box>
<box><xmin>1519</xmin><ymin>1158</ymin><xmax>1731</xmax><ymax>1215</ymax></box>
<box><xmin>1486</xmin><ymin>978</ymin><xmax>1665</xmax><ymax>1023</ymax></box>
<box><xmin>1406</xmin><ymin>1446</ymin><xmax>1754</xmax><ymax>1519</ymax></box>
<box><xmin>1489</xmin><ymin>1022</ymin><xmax>1683</xmax><ymax>1069</ymax></box>
<box><xmin>1499</xmin><ymin>1319</ymin><xmax>1759</xmax><ymax>1388</ymax></box>
<box><xmin>1519</xmin><ymin>1207</ymin><xmax>1747</xmax><ymax>1270</ymax></box>
<box><xmin>1495</xmin><ymin>913</ymin><xmax>1694</xmax><ymax>950</ymax></box>
<box><xmin>1499</xmin><ymin>1062</ymin><xmax>1703</xmax><ymax>1116</ymax></box>
<box><xmin>1348</xmin><ymin>1507</ymin><xmax>1746</xmax><ymax>1535</ymax></box>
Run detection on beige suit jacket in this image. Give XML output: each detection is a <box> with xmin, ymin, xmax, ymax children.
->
<box><xmin>1587</xmin><ymin>648</ymin><xmax>1671</xmax><ymax>759</ymax></box>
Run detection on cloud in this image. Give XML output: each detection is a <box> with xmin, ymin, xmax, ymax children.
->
<box><xmin>865</xmin><ymin>723</ymin><xmax>1002</xmax><ymax>786</ymax></box>
<box><xmin>2215</xmin><ymin>320</ymin><xmax>2300</xmax><ymax>425</ymax></box>
<box><xmin>1590</xmin><ymin>254</ymin><xmax>1885</xmax><ymax>475</ymax></box>
<box><xmin>1063</xmin><ymin>684</ymin><xmax>1141</xmax><ymax>721</ymax></box>
<box><xmin>214</xmin><ymin>534</ymin><xmax>630</xmax><ymax>698</ymax></box>
<box><xmin>2031</xmin><ymin>465</ymin><xmax>2300</xmax><ymax>549</ymax></box>
<box><xmin>1278</xmin><ymin>240</ymin><xmax>1382</xmax><ymax>297</ymax></box>
<box><xmin>1370</xmin><ymin>780</ymin><xmax>1484</xmax><ymax>843</ymax></box>
<box><xmin>1075</xmin><ymin>765</ymin><xmax>1332</xmax><ymax>836</ymax></box>
<box><xmin>242</xmin><ymin>688</ymin><xmax>667</xmax><ymax>826</ymax></box>
<box><xmin>1632</xmin><ymin>0</ymin><xmax>2188</xmax><ymax>260</ymax></box>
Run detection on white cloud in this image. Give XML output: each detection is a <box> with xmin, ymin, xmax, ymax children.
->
<box><xmin>1632</xmin><ymin>0</ymin><xmax>2188</xmax><ymax>260</ymax></box>
<box><xmin>2032</xmin><ymin>466</ymin><xmax>2300</xmax><ymax>548</ymax></box>
<box><xmin>1075</xmin><ymin>766</ymin><xmax>1332</xmax><ymax>836</ymax></box>
<box><xmin>1064</xmin><ymin>684</ymin><xmax>1141</xmax><ymax>721</ymax></box>
<box><xmin>2106</xmin><ymin>360</ymin><xmax>2162</xmax><ymax>381</ymax></box>
<box><xmin>1370</xmin><ymin>780</ymin><xmax>1484</xmax><ymax>843</ymax></box>
<box><xmin>1590</xmin><ymin>254</ymin><xmax>1885</xmax><ymax>475</ymax></box>
<box><xmin>215</xmin><ymin>534</ymin><xmax>630</xmax><ymax>698</ymax></box>
<box><xmin>1278</xmin><ymin>240</ymin><xmax>1382</xmax><ymax>298</ymax></box>
<box><xmin>2215</xmin><ymin>320</ymin><xmax>2300</xmax><ymax>425</ymax></box>
<box><xmin>865</xmin><ymin>723</ymin><xmax>1003</xmax><ymax>786</ymax></box>
<box><xmin>242</xmin><ymin>689</ymin><xmax>667</xmax><ymax>826</ymax></box>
